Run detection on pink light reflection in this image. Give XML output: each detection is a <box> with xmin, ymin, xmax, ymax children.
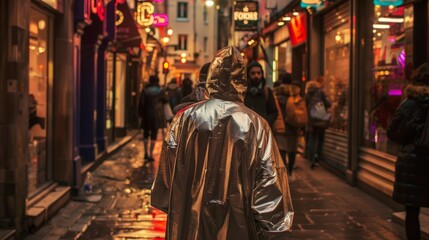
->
<box><xmin>388</xmin><ymin>89</ymin><xmax>402</xmax><ymax>96</ymax></box>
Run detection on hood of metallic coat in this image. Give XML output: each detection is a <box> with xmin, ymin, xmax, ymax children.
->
<box><xmin>206</xmin><ymin>46</ymin><xmax>247</xmax><ymax>102</ymax></box>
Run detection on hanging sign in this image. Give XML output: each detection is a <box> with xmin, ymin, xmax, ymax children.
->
<box><xmin>287</xmin><ymin>13</ymin><xmax>307</xmax><ymax>47</ymax></box>
<box><xmin>116</xmin><ymin>0</ymin><xmax>142</xmax><ymax>49</ymax></box>
<box><xmin>234</xmin><ymin>1</ymin><xmax>258</xmax><ymax>32</ymax></box>
<box><xmin>373</xmin><ymin>0</ymin><xmax>403</xmax><ymax>6</ymax></box>
<box><xmin>300</xmin><ymin>0</ymin><xmax>323</xmax><ymax>8</ymax></box>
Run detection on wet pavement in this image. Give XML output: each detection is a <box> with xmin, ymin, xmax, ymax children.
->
<box><xmin>25</xmin><ymin>131</ymin><xmax>406</xmax><ymax>240</ymax></box>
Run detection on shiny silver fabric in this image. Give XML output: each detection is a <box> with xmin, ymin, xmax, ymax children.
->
<box><xmin>151</xmin><ymin>46</ymin><xmax>294</xmax><ymax>240</ymax></box>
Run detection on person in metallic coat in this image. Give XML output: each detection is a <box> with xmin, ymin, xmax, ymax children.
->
<box><xmin>387</xmin><ymin>62</ymin><xmax>429</xmax><ymax>240</ymax></box>
<box><xmin>151</xmin><ymin>46</ymin><xmax>294</xmax><ymax>240</ymax></box>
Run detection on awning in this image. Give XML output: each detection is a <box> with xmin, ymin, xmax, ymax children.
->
<box><xmin>116</xmin><ymin>1</ymin><xmax>142</xmax><ymax>52</ymax></box>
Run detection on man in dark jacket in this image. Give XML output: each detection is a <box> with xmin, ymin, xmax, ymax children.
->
<box><xmin>138</xmin><ymin>75</ymin><xmax>165</xmax><ymax>162</ymax></box>
<box><xmin>152</xmin><ymin>46</ymin><xmax>293</xmax><ymax>239</ymax></box>
<box><xmin>244</xmin><ymin>61</ymin><xmax>278</xmax><ymax>127</ymax></box>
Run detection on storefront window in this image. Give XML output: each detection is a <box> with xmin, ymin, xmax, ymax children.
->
<box><xmin>324</xmin><ymin>23</ymin><xmax>350</xmax><ymax>132</ymax></box>
<box><xmin>28</xmin><ymin>8</ymin><xmax>51</xmax><ymax>194</ymax></box>
<box><xmin>363</xmin><ymin>5</ymin><xmax>407</xmax><ymax>156</ymax></box>
<box><xmin>106</xmin><ymin>53</ymin><xmax>114</xmax><ymax>132</ymax></box>
<box><xmin>276</xmin><ymin>41</ymin><xmax>292</xmax><ymax>75</ymax></box>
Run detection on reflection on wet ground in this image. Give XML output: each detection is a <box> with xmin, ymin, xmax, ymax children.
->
<box><xmin>25</xmin><ymin>132</ymin><xmax>406</xmax><ymax>240</ymax></box>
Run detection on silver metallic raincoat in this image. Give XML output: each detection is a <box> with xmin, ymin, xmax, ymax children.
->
<box><xmin>151</xmin><ymin>46</ymin><xmax>294</xmax><ymax>240</ymax></box>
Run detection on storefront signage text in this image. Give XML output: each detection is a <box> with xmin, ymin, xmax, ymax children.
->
<box><xmin>373</xmin><ymin>0</ymin><xmax>403</xmax><ymax>6</ymax></box>
<box><xmin>234</xmin><ymin>1</ymin><xmax>258</xmax><ymax>32</ymax></box>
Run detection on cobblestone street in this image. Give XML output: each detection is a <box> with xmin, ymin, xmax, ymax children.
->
<box><xmin>25</xmin><ymin>132</ymin><xmax>406</xmax><ymax>240</ymax></box>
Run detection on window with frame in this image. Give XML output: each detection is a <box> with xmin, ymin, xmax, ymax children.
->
<box><xmin>177</xmin><ymin>2</ymin><xmax>188</xmax><ymax>19</ymax></box>
<box><xmin>178</xmin><ymin>34</ymin><xmax>188</xmax><ymax>50</ymax></box>
<box><xmin>362</xmin><ymin>4</ymin><xmax>407</xmax><ymax>156</ymax></box>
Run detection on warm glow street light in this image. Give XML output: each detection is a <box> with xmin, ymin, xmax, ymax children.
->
<box><xmin>162</xmin><ymin>37</ymin><xmax>170</xmax><ymax>44</ymax></box>
<box><xmin>205</xmin><ymin>0</ymin><xmax>214</xmax><ymax>7</ymax></box>
<box><xmin>167</xmin><ymin>27</ymin><xmax>173</xmax><ymax>36</ymax></box>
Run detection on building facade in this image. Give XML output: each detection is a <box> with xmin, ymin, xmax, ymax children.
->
<box><xmin>258</xmin><ymin>0</ymin><xmax>429</xmax><ymax>219</ymax></box>
<box><xmin>0</xmin><ymin>0</ymin><xmax>152</xmax><ymax>236</ymax></box>
<box><xmin>164</xmin><ymin>0</ymin><xmax>218</xmax><ymax>84</ymax></box>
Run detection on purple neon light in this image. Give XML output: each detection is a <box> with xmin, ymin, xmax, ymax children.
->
<box><xmin>152</xmin><ymin>14</ymin><xmax>168</xmax><ymax>26</ymax></box>
<box><xmin>388</xmin><ymin>89</ymin><xmax>402</xmax><ymax>96</ymax></box>
<box><xmin>397</xmin><ymin>49</ymin><xmax>405</xmax><ymax>68</ymax></box>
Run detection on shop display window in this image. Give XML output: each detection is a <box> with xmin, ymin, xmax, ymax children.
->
<box><xmin>28</xmin><ymin>8</ymin><xmax>52</xmax><ymax>194</ymax></box>
<box><xmin>324</xmin><ymin>23</ymin><xmax>350</xmax><ymax>132</ymax></box>
<box><xmin>363</xmin><ymin>5</ymin><xmax>407</xmax><ymax>156</ymax></box>
<box><xmin>276</xmin><ymin>41</ymin><xmax>292</xmax><ymax>78</ymax></box>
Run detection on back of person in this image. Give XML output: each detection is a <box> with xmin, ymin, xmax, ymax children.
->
<box><xmin>386</xmin><ymin>62</ymin><xmax>429</xmax><ymax>240</ymax></box>
<box><xmin>180</xmin><ymin>77</ymin><xmax>194</xmax><ymax>99</ymax></box>
<box><xmin>152</xmin><ymin>46</ymin><xmax>293</xmax><ymax>240</ymax></box>
<box><xmin>165</xmin><ymin>79</ymin><xmax>182</xmax><ymax>110</ymax></box>
<box><xmin>305</xmin><ymin>79</ymin><xmax>331</xmax><ymax>131</ymax></box>
<box><xmin>285</xmin><ymin>87</ymin><xmax>307</xmax><ymax>128</ymax></box>
<box><xmin>139</xmin><ymin>81</ymin><xmax>163</xmax><ymax>126</ymax></box>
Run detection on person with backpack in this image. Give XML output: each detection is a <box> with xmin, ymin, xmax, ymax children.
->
<box><xmin>305</xmin><ymin>76</ymin><xmax>332</xmax><ymax>169</ymax></box>
<box><xmin>273</xmin><ymin>73</ymin><xmax>307</xmax><ymax>181</ymax></box>
<box><xmin>387</xmin><ymin>62</ymin><xmax>429</xmax><ymax>240</ymax></box>
<box><xmin>244</xmin><ymin>61</ymin><xmax>278</xmax><ymax>127</ymax></box>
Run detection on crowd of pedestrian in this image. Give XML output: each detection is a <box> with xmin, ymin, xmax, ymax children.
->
<box><xmin>138</xmin><ymin>45</ymin><xmax>429</xmax><ymax>240</ymax></box>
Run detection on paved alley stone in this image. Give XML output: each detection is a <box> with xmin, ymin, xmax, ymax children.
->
<box><xmin>25</xmin><ymin>132</ymin><xmax>407</xmax><ymax>239</ymax></box>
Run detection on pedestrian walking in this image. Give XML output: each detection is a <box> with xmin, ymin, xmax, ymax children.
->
<box><xmin>305</xmin><ymin>76</ymin><xmax>332</xmax><ymax>169</ymax></box>
<box><xmin>273</xmin><ymin>73</ymin><xmax>306</xmax><ymax>181</ymax></box>
<box><xmin>387</xmin><ymin>62</ymin><xmax>429</xmax><ymax>240</ymax></box>
<box><xmin>180</xmin><ymin>77</ymin><xmax>194</xmax><ymax>100</ymax></box>
<box><xmin>173</xmin><ymin>62</ymin><xmax>210</xmax><ymax>113</ymax></box>
<box><xmin>151</xmin><ymin>46</ymin><xmax>293</xmax><ymax>240</ymax></box>
<box><xmin>138</xmin><ymin>75</ymin><xmax>166</xmax><ymax>162</ymax></box>
<box><xmin>164</xmin><ymin>78</ymin><xmax>182</xmax><ymax>112</ymax></box>
<box><xmin>244</xmin><ymin>61</ymin><xmax>278</xmax><ymax>128</ymax></box>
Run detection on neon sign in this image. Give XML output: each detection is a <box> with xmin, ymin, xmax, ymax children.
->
<box><xmin>136</xmin><ymin>1</ymin><xmax>154</xmax><ymax>26</ymax></box>
<box><xmin>373</xmin><ymin>0</ymin><xmax>403</xmax><ymax>6</ymax></box>
<box><xmin>152</xmin><ymin>14</ymin><xmax>168</xmax><ymax>26</ymax></box>
<box><xmin>300</xmin><ymin>0</ymin><xmax>323</xmax><ymax>8</ymax></box>
<box><xmin>90</xmin><ymin>0</ymin><xmax>105</xmax><ymax>20</ymax></box>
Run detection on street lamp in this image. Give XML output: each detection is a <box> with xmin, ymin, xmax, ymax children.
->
<box><xmin>162</xmin><ymin>36</ymin><xmax>170</xmax><ymax>44</ymax></box>
<box><xmin>205</xmin><ymin>0</ymin><xmax>214</xmax><ymax>7</ymax></box>
<box><xmin>167</xmin><ymin>27</ymin><xmax>173</xmax><ymax>36</ymax></box>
